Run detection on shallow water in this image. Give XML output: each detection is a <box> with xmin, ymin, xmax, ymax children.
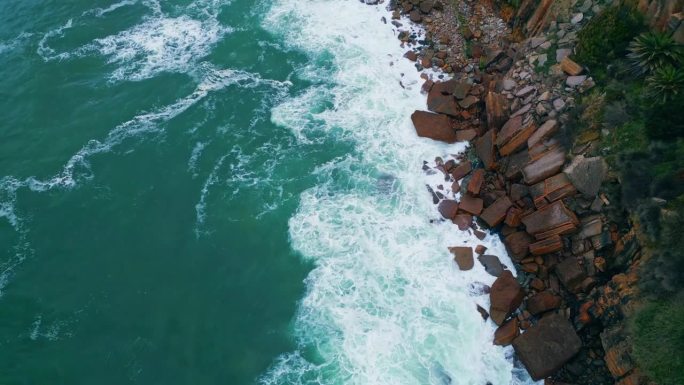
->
<box><xmin>0</xmin><ymin>0</ymin><xmax>535</xmax><ymax>384</ymax></box>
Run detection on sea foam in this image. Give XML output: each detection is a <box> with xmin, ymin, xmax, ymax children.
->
<box><xmin>261</xmin><ymin>1</ymin><xmax>538</xmax><ymax>384</ymax></box>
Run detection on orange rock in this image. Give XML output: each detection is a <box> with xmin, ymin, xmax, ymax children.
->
<box><xmin>467</xmin><ymin>169</ymin><xmax>485</xmax><ymax>195</ymax></box>
<box><xmin>494</xmin><ymin>318</ymin><xmax>520</xmax><ymax>346</ymax></box>
<box><xmin>481</xmin><ymin>196</ymin><xmax>513</xmax><ymax>227</ymax></box>
<box><xmin>560</xmin><ymin>57</ymin><xmax>583</xmax><ymax>76</ymax></box>
<box><xmin>449</xmin><ymin>246</ymin><xmax>474</xmax><ymax>270</ymax></box>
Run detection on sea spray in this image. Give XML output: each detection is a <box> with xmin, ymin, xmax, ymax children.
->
<box><xmin>261</xmin><ymin>0</ymin><xmax>537</xmax><ymax>384</ymax></box>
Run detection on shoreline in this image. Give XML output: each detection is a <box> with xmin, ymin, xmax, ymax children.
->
<box><xmin>370</xmin><ymin>0</ymin><xmax>652</xmax><ymax>383</ymax></box>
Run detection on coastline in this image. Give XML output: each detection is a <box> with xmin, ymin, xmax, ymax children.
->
<box><xmin>371</xmin><ymin>0</ymin><xmax>655</xmax><ymax>383</ymax></box>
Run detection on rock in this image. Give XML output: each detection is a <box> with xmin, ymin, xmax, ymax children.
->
<box><xmin>459</xmin><ymin>195</ymin><xmax>484</xmax><ymax>215</ymax></box>
<box><xmin>502</xmin><ymin>78</ymin><xmax>516</xmax><ymax>91</ymax></box>
<box><xmin>566</xmin><ymin>75</ymin><xmax>587</xmax><ymax>87</ymax></box>
<box><xmin>475</xmin><ymin>244</ymin><xmax>487</xmax><ymax>254</ymax></box>
<box><xmin>512</xmin><ymin>313</ymin><xmax>582</xmax><ymax>380</ymax></box>
<box><xmin>515</xmin><ymin>85</ymin><xmax>536</xmax><ymax>97</ymax></box>
<box><xmin>497</xmin><ymin>116</ymin><xmax>537</xmax><ymax>156</ymax></box>
<box><xmin>571</xmin><ymin>12</ymin><xmax>584</xmax><ymax>24</ymax></box>
<box><xmin>480</xmin><ymin>196</ymin><xmax>513</xmax><ymax>228</ymax></box>
<box><xmin>529</xmin><ymin>235</ymin><xmax>564</xmax><ymax>255</ymax></box>
<box><xmin>450</xmin><ymin>162</ymin><xmax>472</xmax><ymax>180</ymax></box>
<box><xmin>404</xmin><ymin>51</ymin><xmax>418</xmax><ymax>61</ymax></box>
<box><xmin>526</xmin><ymin>291</ymin><xmax>562</xmax><ymax>315</ymax></box>
<box><xmin>453</xmin><ymin>82</ymin><xmax>471</xmax><ymax>100</ymax></box>
<box><xmin>489</xmin><ymin>270</ymin><xmax>524</xmax><ymax>325</ymax></box>
<box><xmin>555</xmin><ymin>48</ymin><xmax>572</xmax><ymax>63</ymax></box>
<box><xmin>476</xmin><ymin>129</ymin><xmax>497</xmax><ymax>170</ymax></box>
<box><xmin>510</xmin><ymin>183</ymin><xmax>529</xmax><ymax>201</ymax></box>
<box><xmin>521</xmin><ymin>200</ymin><xmax>579</xmax><ymax>239</ymax></box>
<box><xmin>411</xmin><ymin>111</ymin><xmax>458</xmax><ymax>143</ymax></box>
<box><xmin>552</xmin><ymin>98</ymin><xmax>566</xmax><ymax>111</ymax></box>
<box><xmin>419</xmin><ymin>0</ymin><xmax>434</xmax><ymax>13</ymax></box>
<box><xmin>485</xmin><ymin>92</ymin><xmax>509</xmax><ymax>130</ymax></box>
<box><xmin>477</xmin><ymin>304</ymin><xmax>489</xmax><ymax>320</ymax></box>
<box><xmin>494</xmin><ymin>318</ymin><xmax>520</xmax><ymax>346</ymax></box>
<box><xmin>456</xmin><ymin>129</ymin><xmax>477</xmax><ymax>142</ymax></box>
<box><xmin>522</xmin><ymin>147</ymin><xmax>566</xmax><ymax>184</ymax></box>
<box><xmin>467</xmin><ymin>169</ymin><xmax>485</xmax><ymax>195</ymax></box>
<box><xmin>478</xmin><ymin>254</ymin><xmax>505</xmax><ymax>277</ymax></box>
<box><xmin>427</xmin><ymin>89</ymin><xmax>461</xmax><ymax>116</ymax></box>
<box><xmin>503</xmin><ymin>149</ymin><xmax>530</xmax><ymax>180</ymax></box>
<box><xmin>504</xmin><ymin>231</ymin><xmax>534</xmax><ymax>261</ymax></box>
<box><xmin>449</xmin><ymin>246</ymin><xmax>474</xmax><ymax>270</ymax></box>
<box><xmin>527</xmin><ymin>119</ymin><xmax>558</xmax><ymax>148</ymax></box>
<box><xmin>560</xmin><ymin>57</ymin><xmax>583</xmax><ymax>76</ymax></box>
<box><xmin>410</xmin><ymin>10</ymin><xmax>422</xmax><ymax>22</ymax></box>
<box><xmin>564</xmin><ymin>155</ymin><xmax>607</xmax><ymax>197</ymax></box>
<box><xmin>529</xmin><ymin>172</ymin><xmax>577</xmax><ymax>207</ymax></box>
<box><xmin>530</xmin><ymin>278</ymin><xmax>545</xmax><ymax>291</ymax></box>
<box><xmin>453</xmin><ymin>214</ymin><xmax>473</xmax><ymax>230</ymax></box>
<box><xmin>555</xmin><ymin>257</ymin><xmax>586</xmax><ymax>292</ymax></box>
<box><xmin>458</xmin><ymin>95</ymin><xmax>479</xmax><ymax>109</ymax></box>
<box><xmin>437</xmin><ymin>199</ymin><xmax>459</xmax><ymax>219</ymax></box>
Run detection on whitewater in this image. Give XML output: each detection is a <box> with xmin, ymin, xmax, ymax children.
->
<box><xmin>260</xmin><ymin>1</ymin><xmax>536</xmax><ymax>384</ymax></box>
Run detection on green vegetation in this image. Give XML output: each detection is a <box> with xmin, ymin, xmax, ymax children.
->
<box><xmin>631</xmin><ymin>294</ymin><xmax>684</xmax><ymax>385</ymax></box>
<box><xmin>627</xmin><ymin>32</ymin><xmax>684</xmax><ymax>75</ymax></box>
<box><xmin>570</xmin><ymin>4</ymin><xmax>684</xmax><ymax>383</ymax></box>
<box><xmin>574</xmin><ymin>2</ymin><xmax>644</xmax><ymax>75</ymax></box>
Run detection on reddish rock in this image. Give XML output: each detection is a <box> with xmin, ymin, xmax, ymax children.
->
<box><xmin>529</xmin><ymin>172</ymin><xmax>577</xmax><ymax>208</ymax></box>
<box><xmin>521</xmin><ymin>201</ymin><xmax>579</xmax><ymax>239</ymax></box>
<box><xmin>497</xmin><ymin>116</ymin><xmax>538</xmax><ymax>156</ymax></box>
<box><xmin>467</xmin><ymin>169</ymin><xmax>485</xmax><ymax>195</ymax></box>
<box><xmin>526</xmin><ymin>291</ymin><xmax>562</xmax><ymax>315</ymax></box>
<box><xmin>503</xmin><ymin>149</ymin><xmax>531</xmax><ymax>180</ymax></box>
<box><xmin>522</xmin><ymin>147</ymin><xmax>566</xmax><ymax>184</ymax></box>
<box><xmin>437</xmin><ymin>199</ymin><xmax>459</xmax><ymax>219</ymax></box>
<box><xmin>474</xmin><ymin>229</ymin><xmax>487</xmax><ymax>240</ymax></box>
<box><xmin>555</xmin><ymin>257</ymin><xmax>586</xmax><ymax>292</ymax></box>
<box><xmin>522</xmin><ymin>263</ymin><xmax>539</xmax><ymax>273</ymax></box>
<box><xmin>450</xmin><ymin>162</ymin><xmax>472</xmax><ymax>181</ymax></box>
<box><xmin>485</xmin><ymin>91</ymin><xmax>509</xmax><ymax>130</ymax></box>
<box><xmin>451</xmin><ymin>180</ymin><xmax>461</xmax><ymax>193</ymax></box>
<box><xmin>449</xmin><ymin>246</ymin><xmax>474</xmax><ymax>270</ymax></box>
<box><xmin>411</xmin><ymin>110</ymin><xmax>458</xmax><ymax>143</ymax></box>
<box><xmin>504</xmin><ymin>231</ymin><xmax>534</xmax><ymax>261</ymax></box>
<box><xmin>452</xmin><ymin>214</ymin><xmax>472</xmax><ymax>230</ymax></box>
<box><xmin>529</xmin><ymin>235</ymin><xmax>563</xmax><ymax>255</ymax></box>
<box><xmin>489</xmin><ymin>270</ymin><xmax>524</xmax><ymax>325</ymax></box>
<box><xmin>527</xmin><ymin>119</ymin><xmax>558</xmax><ymax>149</ymax></box>
<box><xmin>476</xmin><ymin>129</ymin><xmax>497</xmax><ymax>170</ymax></box>
<box><xmin>530</xmin><ymin>278</ymin><xmax>545</xmax><ymax>291</ymax></box>
<box><xmin>512</xmin><ymin>313</ymin><xmax>582</xmax><ymax>380</ymax></box>
<box><xmin>427</xmin><ymin>88</ymin><xmax>460</xmax><ymax>116</ymax></box>
<box><xmin>480</xmin><ymin>196</ymin><xmax>513</xmax><ymax>228</ymax></box>
<box><xmin>459</xmin><ymin>195</ymin><xmax>483</xmax><ymax>215</ymax></box>
<box><xmin>456</xmin><ymin>128</ymin><xmax>477</xmax><ymax>142</ymax></box>
<box><xmin>404</xmin><ymin>51</ymin><xmax>418</xmax><ymax>61</ymax></box>
<box><xmin>475</xmin><ymin>244</ymin><xmax>487</xmax><ymax>254</ymax></box>
<box><xmin>504</xmin><ymin>206</ymin><xmax>523</xmax><ymax>227</ymax></box>
<box><xmin>494</xmin><ymin>318</ymin><xmax>520</xmax><ymax>346</ymax></box>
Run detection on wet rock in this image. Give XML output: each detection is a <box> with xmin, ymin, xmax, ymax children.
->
<box><xmin>411</xmin><ymin>110</ymin><xmax>458</xmax><ymax>143</ymax></box>
<box><xmin>437</xmin><ymin>199</ymin><xmax>459</xmax><ymax>219</ymax></box>
<box><xmin>480</xmin><ymin>196</ymin><xmax>513</xmax><ymax>227</ymax></box>
<box><xmin>478</xmin><ymin>254</ymin><xmax>505</xmax><ymax>277</ymax></box>
<box><xmin>555</xmin><ymin>257</ymin><xmax>586</xmax><ymax>292</ymax></box>
<box><xmin>504</xmin><ymin>231</ymin><xmax>534</xmax><ymax>261</ymax></box>
<box><xmin>489</xmin><ymin>270</ymin><xmax>524</xmax><ymax>325</ymax></box>
<box><xmin>564</xmin><ymin>155</ymin><xmax>607</xmax><ymax>197</ymax></box>
<box><xmin>404</xmin><ymin>51</ymin><xmax>418</xmax><ymax>61</ymax></box>
<box><xmin>459</xmin><ymin>195</ymin><xmax>484</xmax><ymax>216</ymax></box>
<box><xmin>453</xmin><ymin>214</ymin><xmax>473</xmax><ymax>230</ymax></box>
<box><xmin>475</xmin><ymin>244</ymin><xmax>487</xmax><ymax>255</ymax></box>
<box><xmin>467</xmin><ymin>169</ymin><xmax>485</xmax><ymax>195</ymax></box>
<box><xmin>450</xmin><ymin>162</ymin><xmax>472</xmax><ymax>181</ymax></box>
<box><xmin>512</xmin><ymin>313</ymin><xmax>582</xmax><ymax>380</ymax></box>
<box><xmin>449</xmin><ymin>246</ymin><xmax>474</xmax><ymax>270</ymax></box>
<box><xmin>494</xmin><ymin>318</ymin><xmax>520</xmax><ymax>346</ymax></box>
<box><xmin>477</xmin><ymin>304</ymin><xmax>489</xmax><ymax>320</ymax></box>
<box><xmin>427</xmin><ymin>89</ymin><xmax>461</xmax><ymax>116</ymax></box>
<box><xmin>410</xmin><ymin>10</ymin><xmax>422</xmax><ymax>22</ymax></box>
<box><xmin>526</xmin><ymin>291</ymin><xmax>562</xmax><ymax>315</ymax></box>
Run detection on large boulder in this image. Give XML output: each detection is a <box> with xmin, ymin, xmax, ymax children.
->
<box><xmin>438</xmin><ymin>199</ymin><xmax>459</xmax><ymax>219</ymax></box>
<box><xmin>449</xmin><ymin>246</ymin><xmax>474</xmax><ymax>270</ymax></box>
<box><xmin>494</xmin><ymin>318</ymin><xmax>520</xmax><ymax>346</ymax></box>
<box><xmin>427</xmin><ymin>88</ymin><xmax>461</xmax><ymax>116</ymax></box>
<box><xmin>526</xmin><ymin>291</ymin><xmax>562</xmax><ymax>315</ymax></box>
<box><xmin>555</xmin><ymin>257</ymin><xmax>586</xmax><ymax>293</ymax></box>
<box><xmin>563</xmin><ymin>155</ymin><xmax>607</xmax><ymax>197</ymax></box>
<box><xmin>489</xmin><ymin>270</ymin><xmax>524</xmax><ymax>325</ymax></box>
<box><xmin>480</xmin><ymin>196</ymin><xmax>513</xmax><ymax>227</ymax></box>
<box><xmin>411</xmin><ymin>110</ymin><xmax>458</xmax><ymax>143</ymax></box>
<box><xmin>504</xmin><ymin>231</ymin><xmax>534</xmax><ymax>261</ymax></box>
<box><xmin>521</xmin><ymin>200</ymin><xmax>579</xmax><ymax>239</ymax></box>
<box><xmin>512</xmin><ymin>313</ymin><xmax>582</xmax><ymax>380</ymax></box>
<box><xmin>478</xmin><ymin>254</ymin><xmax>504</xmax><ymax>277</ymax></box>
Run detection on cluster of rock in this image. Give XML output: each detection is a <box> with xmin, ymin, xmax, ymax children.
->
<box><xmin>380</xmin><ymin>0</ymin><xmax>654</xmax><ymax>383</ymax></box>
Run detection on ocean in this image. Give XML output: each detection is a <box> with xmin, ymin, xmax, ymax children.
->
<box><xmin>0</xmin><ymin>0</ymin><xmax>535</xmax><ymax>384</ymax></box>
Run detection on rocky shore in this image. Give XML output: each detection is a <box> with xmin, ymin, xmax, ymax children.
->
<box><xmin>365</xmin><ymin>0</ymin><xmax>683</xmax><ymax>383</ymax></box>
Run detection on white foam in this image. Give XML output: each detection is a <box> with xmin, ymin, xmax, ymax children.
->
<box><xmin>261</xmin><ymin>1</ymin><xmax>538</xmax><ymax>384</ymax></box>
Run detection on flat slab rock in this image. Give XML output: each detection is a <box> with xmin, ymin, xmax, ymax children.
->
<box><xmin>411</xmin><ymin>110</ymin><xmax>457</xmax><ymax>143</ymax></box>
<box><xmin>513</xmin><ymin>313</ymin><xmax>582</xmax><ymax>380</ymax></box>
<box><xmin>449</xmin><ymin>246</ymin><xmax>474</xmax><ymax>270</ymax></box>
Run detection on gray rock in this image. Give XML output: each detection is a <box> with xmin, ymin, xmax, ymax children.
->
<box><xmin>556</xmin><ymin>48</ymin><xmax>572</xmax><ymax>63</ymax></box>
<box><xmin>502</xmin><ymin>78</ymin><xmax>516</xmax><ymax>91</ymax></box>
<box><xmin>537</xmin><ymin>53</ymin><xmax>548</xmax><ymax>67</ymax></box>
<box><xmin>566</xmin><ymin>75</ymin><xmax>587</xmax><ymax>87</ymax></box>
<box><xmin>564</xmin><ymin>155</ymin><xmax>607</xmax><ymax>196</ymax></box>
<box><xmin>515</xmin><ymin>85</ymin><xmax>535</xmax><ymax>97</ymax></box>
<box><xmin>553</xmin><ymin>98</ymin><xmax>566</xmax><ymax>111</ymax></box>
<box><xmin>478</xmin><ymin>254</ymin><xmax>505</xmax><ymax>277</ymax></box>
<box><xmin>571</xmin><ymin>13</ymin><xmax>584</xmax><ymax>24</ymax></box>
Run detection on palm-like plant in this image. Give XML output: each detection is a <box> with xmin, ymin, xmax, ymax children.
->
<box><xmin>627</xmin><ymin>32</ymin><xmax>684</xmax><ymax>76</ymax></box>
<box><xmin>646</xmin><ymin>66</ymin><xmax>684</xmax><ymax>104</ymax></box>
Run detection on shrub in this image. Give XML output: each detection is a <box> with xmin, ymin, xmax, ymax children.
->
<box><xmin>627</xmin><ymin>32</ymin><xmax>684</xmax><ymax>76</ymax></box>
<box><xmin>646</xmin><ymin>65</ymin><xmax>684</xmax><ymax>104</ymax></box>
<box><xmin>602</xmin><ymin>100</ymin><xmax>630</xmax><ymax>129</ymax></box>
<box><xmin>643</xmin><ymin>92</ymin><xmax>684</xmax><ymax>140</ymax></box>
<box><xmin>574</xmin><ymin>3</ymin><xmax>644</xmax><ymax>70</ymax></box>
<box><xmin>631</xmin><ymin>295</ymin><xmax>684</xmax><ymax>385</ymax></box>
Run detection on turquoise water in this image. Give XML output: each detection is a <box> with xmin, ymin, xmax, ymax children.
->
<box><xmin>0</xmin><ymin>0</ymin><xmax>535</xmax><ymax>384</ymax></box>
